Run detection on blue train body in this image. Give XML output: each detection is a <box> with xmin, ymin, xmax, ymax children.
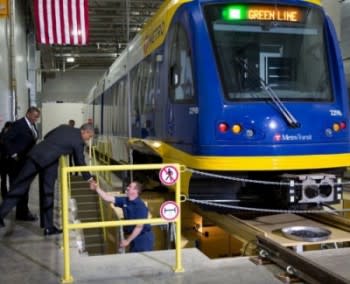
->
<box><xmin>87</xmin><ymin>0</ymin><xmax>350</xmax><ymax>207</ymax></box>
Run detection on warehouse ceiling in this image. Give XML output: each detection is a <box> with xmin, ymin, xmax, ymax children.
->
<box><xmin>32</xmin><ymin>0</ymin><xmax>164</xmax><ymax>73</ymax></box>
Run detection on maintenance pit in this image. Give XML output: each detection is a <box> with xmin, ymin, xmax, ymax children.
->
<box><xmin>71</xmin><ymin>170</ymin><xmax>350</xmax><ymax>259</ymax></box>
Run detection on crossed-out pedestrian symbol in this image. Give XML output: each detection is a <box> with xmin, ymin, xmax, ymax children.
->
<box><xmin>159</xmin><ymin>166</ymin><xmax>179</xmax><ymax>186</ymax></box>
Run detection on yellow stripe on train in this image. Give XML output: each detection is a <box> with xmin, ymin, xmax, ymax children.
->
<box><xmin>305</xmin><ymin>0</ymin><xmax>321</xmax><ymax>5</ymax></box>
<box><xmin>129</xmin><ymin>139</ymin><xmax>350</xmax><ymax>171</ymax></box>
<box><xmin>141</xmin><ymin>0</ymin><xmax>192</xmax><ymax>57</ymax></box>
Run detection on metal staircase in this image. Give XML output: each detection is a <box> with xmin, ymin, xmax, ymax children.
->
<box><xmin>70</xmin><ymin>176</ymin><xmax>105</xmax><ymax>255</ymax></box>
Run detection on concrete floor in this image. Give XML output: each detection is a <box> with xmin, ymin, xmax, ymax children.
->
<box><xmin>0</xmin><ymin>212</ymin><xmax>283</xmax><ymax>284</ymax></box>
<box><xmin>0</xmin><ymin>178</ymin><xmax>283</xmax><ymax>284</ymax></box>
<box><xmin>1</xmin><ymin>179</ymin><xmax>350</xmax><ymax>284</ymax></box>
<box><xmin>0</xmin><ymin>218</ymin><xmax>284</xmax><ymax>284</ymax></box>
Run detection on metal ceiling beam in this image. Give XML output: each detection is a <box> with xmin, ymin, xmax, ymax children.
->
<box><xmin>54</xmin><ymin>53</ymin><xmax>118</xmax><ymax>57</ymax></box>
<box><xmin>35</xmin><ymin>0</ymin><xmax>164</xmax><ymax>71</ymax></box>
<box><xmin>89</xmin><ymin>0</ymin><xmax>162</xmax><ymax>4</ymax></box>
<box><xmin>89</xmin><ymin>26</ymin><xmax>139</xmax><ymax>30</ymax></box>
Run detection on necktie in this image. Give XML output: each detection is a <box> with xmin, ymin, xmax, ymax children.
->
<box><xmin>31</xmin><ymin>124</ymin><xmax>37</xmax><ymax>139</ymax></box>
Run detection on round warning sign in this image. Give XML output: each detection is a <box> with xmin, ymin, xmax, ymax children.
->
<box><xmin>159</xmin><ymin>165</ymin><xmax>179</xmax><ymax>186</ymax></box>
<box><xmin>160</xmin><ymin>201</ymin><xmax>180</xmax><ymax>221</ymax></box>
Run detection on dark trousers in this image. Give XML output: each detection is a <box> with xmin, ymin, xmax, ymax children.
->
<box><xmin>0</xmin><ymin>158</ymin><xmax>58</xmax><ymax>229</ymax></box>
<box><xmin>0</xmin><ymin>158</ymin><xmax>8</xmax><ymax>200</ymax></box>
<box><xmin>39</xmin><ymin>162</ymin><xmax>58</xmax><ymax>228</ymax></box>
<box><xmin>129</xmin><ymin>231</ymin><xmax>154</xmax><ymax>252</ymax></box>
<box><xmin>8</xmin><ymin>158</ymin><xmax>31</xmax><ymax>218</ymax></box>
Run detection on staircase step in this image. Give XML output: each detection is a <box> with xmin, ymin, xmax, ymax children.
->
<box><xmin>85</xmin><ymin>244</ymin><xmax>105</xmax><ymax>255</ymax></box>
<box><xmin>83</xmin><ymin>228</ymin><xmax>104</xmax><ymax>235</ymax></box>
<box><xmin>69</xmin><ymin>176</ymin><xmax>85</xmax><ymax>182</ymax></box>
<box><xmin>70</xmin><ymin>186</ymin><xmax>91</xmax><ymax>192</ymax></box>
<box><xmin>84</xmin><ymin>234</ymin><xmax>104</xmax><ymax>244</ymax></box>
<box><xmin>78</xmin><ymin>216</ymin><xmax>101</xmax><ymax>222</ymax></box>
<box><xmin>72</xmin><ymin>195</ymin><xmax>99</xmax><ymax>203</ymax></box>
<box><xmin>71</xmin><ymin>188</ymin><xmax>95</xmax><ymax>193</ymax></box>
<box><xmin>77</xmin><ymin>202</ymin><xmax>100</xmax><ymax>211</ymax></box>
<box><xmin>70</xmin><ymin>190</ymin><xmax>92</xmax><ymax>195</ymax></box>
<box><xmin>77</xmin><ymin>210</ymin><xmax>101</xmax><ymax>219</ymax></box>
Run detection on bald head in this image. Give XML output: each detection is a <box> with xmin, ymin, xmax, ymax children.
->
<box><xmin>80</xmin><ymin>123</ymin><xmax>95</xmax><ymax>141</ymax></box>
<box><xmin>26</xmin><ymin>106</ymin><xmax>40</xmax><ymax>124</ymax></box>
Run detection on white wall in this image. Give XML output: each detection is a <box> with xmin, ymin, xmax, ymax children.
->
<box><xmin>41</xmin><ymin>102</ymin><xmax>85</xmax><ymax>136</ymax></box>
<box><xmin>40</xmin><ymin>69</ymin><xmax>104</xmax><ymax>137</ymax></box>
<box><xmin>322</xmin><ymin>0</ymin><xmax>341</xmax><ymax>39</ymax></box>
<box><xmin>341</xmin><ymin>2</ymin><xmax>350</xmax><ymax>58</ymax></box>
<box><xmin>42</xmin><ymin>70</ymin><xmax>104</xmax><ymax>103</ymax></box>
<box><xmin>341</xmin><ymin>1</ymin><xmax>350</xmax><ymax>86</ymax></box>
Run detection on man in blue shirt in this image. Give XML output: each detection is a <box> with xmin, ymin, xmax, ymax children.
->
<box><xmin>90</xmin><ymin>181</ymin><xmax>154</xmax><ymax>252</ymax></box>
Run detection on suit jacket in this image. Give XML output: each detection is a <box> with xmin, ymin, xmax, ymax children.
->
<box><xmin>3</xmin><ymin>117</ymin><xmax>37</xmax><ymax>159</ymax></box>
<box><xmin>29</xmin><ymin>124</ymin><xmax>92</xmax><ymax>180</ymax></box>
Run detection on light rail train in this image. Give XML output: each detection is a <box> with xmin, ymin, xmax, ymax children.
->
<box><xmin>86</xmin><ymin>0</ymin><xmax>350</xmax><ymax>209</ymax></box>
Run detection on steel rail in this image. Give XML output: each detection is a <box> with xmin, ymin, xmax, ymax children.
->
<box><xmin>256</xmin><ymin>235</ymin><xmax>350</xmax><ymax>284</ymax></box>
<box><xmin>302</xmin><ymin>212</ymin><xmax>350</xmax><ymax>233</ymax></box>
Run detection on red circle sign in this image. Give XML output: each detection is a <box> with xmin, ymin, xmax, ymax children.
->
<box><xmin>159</xmin><ymin>166</ymin><xmax>179</xmax><ymax>186</ymax></box>
<box><xmin>160</xmin><ymin>201</ymin><xmax>180</xmax><ymax>221</ymax></box>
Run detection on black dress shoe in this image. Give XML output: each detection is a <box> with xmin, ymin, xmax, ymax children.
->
<box><xmin>16</xmin><ymin>212</ymin><xmax>38</xmax><ymax>221</ymax></box>
<box><xmin>44</xmin><ymin>226</ymin><xmax>63</xmax><ymax>236</ymax></box>
<box><xmin>0</xmin><ymin>217</ymin><xmax>4</xmax><ymax>228</ymax></box>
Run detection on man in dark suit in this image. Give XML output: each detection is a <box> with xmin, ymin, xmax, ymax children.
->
<box><xmin>0</xmin><ymin>123</ymin><xmax>95</xmax><ymax>235</ymax></box>
<box><xmin>3</xmin><ymin>107</ymin><xmax>41</xmax><ymax>221</ymax></box>
<box><xmin>0</xmin><ymin>121</ymin><xmax>13</xmax><ymax>200</ymax></box>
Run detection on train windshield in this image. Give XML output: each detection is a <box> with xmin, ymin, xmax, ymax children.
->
<box><xmin>204</xmin><ymin>4</ymin><xmax>332</xmax><ymax>101</ymax></box>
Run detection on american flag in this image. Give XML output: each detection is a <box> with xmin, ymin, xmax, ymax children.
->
<box><xmin>34</xmin><ymin>0</ymin><xmax>89</xmax><ymax>45</ymax></box>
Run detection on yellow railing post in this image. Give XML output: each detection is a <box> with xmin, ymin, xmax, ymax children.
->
<box><xmin>174</xmin><ymin>164</ymin><xmax>184</xmax><ymax>272</ymax></box>
<box><xmin>61</xmin><ymin>163</ymin><xmax>73</xmax><ymax>283</ymax></box>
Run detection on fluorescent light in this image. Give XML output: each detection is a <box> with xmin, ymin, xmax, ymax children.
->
<box><xmin>66</xmin><ymin>57</ymin><xmax>75</xmax><ymax>63</ymax></box>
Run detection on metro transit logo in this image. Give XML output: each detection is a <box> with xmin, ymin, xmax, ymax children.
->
<box><xmin>274</xmin><ymin>133</ymin><xmax>312</xmax><ymax>142</ymax></box>
<box><xmin>274</xmin><ymin>134</ymin><xmax>282</xmax><ymax>141</ymax></box>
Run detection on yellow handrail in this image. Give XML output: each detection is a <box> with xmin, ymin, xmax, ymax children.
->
<box><xmin>59</xmin><ymin>160</ymin><xmax>184</xmax><ymax>283</ymax></box>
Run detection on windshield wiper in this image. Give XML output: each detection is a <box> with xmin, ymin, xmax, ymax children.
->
<box><xmin>235</xmin><ymin>57</ymin><xmax>300</xmax><ymax>128</ymax></box>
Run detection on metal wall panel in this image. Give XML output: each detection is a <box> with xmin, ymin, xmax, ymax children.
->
<box><xmin>0</xmin><ymin>18</ymin><xmax>10</xmax><ymax>128</ymax></box>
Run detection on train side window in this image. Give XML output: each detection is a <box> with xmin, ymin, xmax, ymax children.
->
<box><xmin>169</xmin><ymin>24</ymin><xmax>194</xmax><ymax>103</ymax></box>
<box><xmin>144</xmin><ymin>58</ymin><xmax>156</xmax><ymax>113</ymax></box>
<box><xmin>112</xmin><ymin>82</ymin><xmax>118</xmax><ymax>135</ymax></box>
<box><xmin>120</xmin><ymin>80</ymin><xmax>128</xmax><ymax>136</ymax></box>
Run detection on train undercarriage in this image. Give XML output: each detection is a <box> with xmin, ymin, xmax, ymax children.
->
<box><xmin>129</xmin><ymin>149</ymin><xmax>345</xmax><ymax>211</ymax></box>
<box><xmin>188</xmin><ymin>170</ymin><xmax>344</xmax><ymax>211</ymax></box>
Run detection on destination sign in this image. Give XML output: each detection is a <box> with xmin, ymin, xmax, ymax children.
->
<box><xmin>222</xmin><ymin>5</ymin><xmax>303</xmax><ymax>23</ymax></box>
<box><xmin>248</xmin><ymin>6</ymin><xmax>301</xmax><ymax>22</ymax></box>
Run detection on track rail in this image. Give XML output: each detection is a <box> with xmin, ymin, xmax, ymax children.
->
<box><xmin>256</xmin><ymin>235</ymin><xmax>350</xmax><ymax>284</ymax></box>
<box><xmin>303</xmin><ymin>212</ymin><xmax>350</xmax><ymax>233</ymax></box>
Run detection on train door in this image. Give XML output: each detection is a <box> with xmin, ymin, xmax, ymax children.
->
<box><xmin>167</xmin><ymin>23</ymin><xmax>197</xmax><ymax>151</ymax></box>
<box><xmin>260</xmin><ymin>50</ymin><xmax>294</xmax><ymax>89</ymax></box>
<box><xmin>260</xmin><ymin>51</ymin><xmax>281</xmax><ymax>85</ymax></box>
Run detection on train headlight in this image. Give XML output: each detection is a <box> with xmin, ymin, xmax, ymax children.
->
<box><xmin>218</xmin><ymin>122</ymin><xmax>229</xmax><ymax>133</ymax></box>
<box><xmin>232</xmin><ymin>124</ymin><xmax>242</xmax><ymax>134</ymax></box>
<box><xmin>332</xmin><ymin>123</ymin><xmax>340</xmax><ymax>132</ymax></box>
